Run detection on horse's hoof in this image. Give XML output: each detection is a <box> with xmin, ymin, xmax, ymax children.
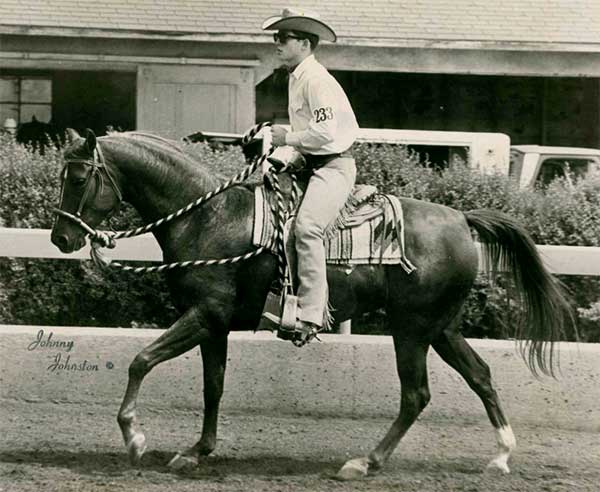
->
<box><xmin>127</xmin><ymin>433</ymin><xmax>147</xmax><ymax>466</ymax></box>
<box><xmin>336</xmin><ymin>457</ymin><xmax>369</xmax><ymax>480</ymax></box>
<box><xmin>168</xmin><ymin>452</ymin><xmax>198</xmax><ymax>471</ymax></box>
<box><xmin>486</xmin><ymin>457</ymin><xmax>510</xmax><ymax>474</ymax></box>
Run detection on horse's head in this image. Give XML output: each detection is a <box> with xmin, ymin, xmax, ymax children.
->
<box><xmin>51</xmin><ymin>129</ymin><xmax>123</xmax><ymax>253</ymax></box>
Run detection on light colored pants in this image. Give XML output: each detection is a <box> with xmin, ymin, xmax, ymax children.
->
<box><xmin>295</xmin><ymin>156</ymin><xmax>356</xmax><ymax>326</ymax></box>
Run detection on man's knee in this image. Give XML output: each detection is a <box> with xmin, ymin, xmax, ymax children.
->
<box><xmin>295</xmin><ymin>214</ymin><xmax>323</xmax><ymax>242</ymax></box>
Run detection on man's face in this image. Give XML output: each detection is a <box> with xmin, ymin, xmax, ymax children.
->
<box><xmin>274</xmin><ymin>30</ymin><xmax>306</xmax><ymax>66</ymax></box>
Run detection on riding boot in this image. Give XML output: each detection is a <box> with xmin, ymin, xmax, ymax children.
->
<box><xmin>277</xmin><ymin>319</ymin><xmax>321</xmax><ymax>347</ymax></box>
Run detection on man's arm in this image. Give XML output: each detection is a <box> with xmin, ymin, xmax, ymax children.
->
<box><xmin>285</xmin><ymin>78</ymin><xmax>338</xmax><ymax>151</ymax></box>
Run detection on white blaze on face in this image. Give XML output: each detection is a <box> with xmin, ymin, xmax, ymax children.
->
<box><xmin>487</xmin><ymin>425</ymin><xmax>517</xmax><ymax>474</ymax></box>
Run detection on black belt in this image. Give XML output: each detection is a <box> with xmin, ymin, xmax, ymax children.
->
<box><xmin>303</xmin><ymin>150</ymin><xmax>352</xmax><ymax>169</ymax></box>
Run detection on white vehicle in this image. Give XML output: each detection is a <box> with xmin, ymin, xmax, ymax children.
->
<box><xmin>355</xmin><ymin>130</ymin><xmax>600</xmax><ymax>188</ymax></box>
<box><xmin>187</xmin><ymin>127</ymin><xmax>511</xmax><ymax>172</ymax></box>
<box><xmin>509</xmin><ymin>145</ymin><xmax>600</xmax><ymax>188</ymax></box>
<box><xmin>355</xmin><ymin>128</ymin><xmax>511</xmax><ymax>175</ymax></box>
<box><xmin>186</xmin><ymin>127</ymin><xmax>600</xmax><ymax>188</ymax></box>
<box><xmin>352</xmin><ymin>131</ymin><xmax>600</xmax><ymax>189</ymax></box>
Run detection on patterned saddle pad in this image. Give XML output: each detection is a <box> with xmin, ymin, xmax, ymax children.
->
<box><xmin>252</xmin><ymin>184</ymin><xmax>416</xmax><ymax>272</ymax></box>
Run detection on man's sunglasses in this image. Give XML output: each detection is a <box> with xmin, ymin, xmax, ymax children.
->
<box><xmin>273</xmin><ymin>32</ymin><xmax>304</xmax><ymax>44</ymax></box>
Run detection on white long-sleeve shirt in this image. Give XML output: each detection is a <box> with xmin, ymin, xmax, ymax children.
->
<box><xmin>284</xmin><ymin>55</ymin><xmax>359</xmax><ymax>155</ymax></box>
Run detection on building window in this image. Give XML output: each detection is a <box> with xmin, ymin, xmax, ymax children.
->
<box><xmin>0</xmin><ymin>76</ymin><xmax>52</xmax><ymax>125</ymax></box>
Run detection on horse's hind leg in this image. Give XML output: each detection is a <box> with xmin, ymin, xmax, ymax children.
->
<box><xmin>337</xmin><ymin>339</ymin><xmax>431</xmax><ymax>480</ymax></box>
<box><xmin>432</xmin><ymin>328</ymin><xmax>516</xmax><ymax>473</ymax></box>
<box><xmin>117</xmin><ymin>307</ymin><xmax>210</xmax><ymax>466</ymax></box>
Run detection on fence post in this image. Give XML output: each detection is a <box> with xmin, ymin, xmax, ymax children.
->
<box><xmin>338</xmin><ymin>320</ymin><xmax>351</xmax><ymax>335</ymax></box>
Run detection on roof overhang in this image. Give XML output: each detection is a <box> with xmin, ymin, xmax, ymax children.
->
<box><xmin>511</xmin><ymin>145</ymin><xmax>600</xmax><ymax>156</ymax></box>
<box><xmin>2</xmin><ymin>24</ymin><xmax>600</xmax><ymax>53</ymax></box>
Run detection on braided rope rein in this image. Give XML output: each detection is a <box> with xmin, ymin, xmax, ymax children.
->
<box><xmin>98</xmin><ymin>246</ymin><xmax>272</xmax><ymax>274</ymax></box>
<box><xmin>265</xmin><ymin>171</ymin><xmax>299</xmax><ymax>292</ymax></box>
<box><xmin>112</xmin><ymin>121</ymin><xmax>271</xmax><ymax>242</ymax></box>
<box><xmin>106</xmin><ymin>158</ymin><xmax>300</xmax><ymax>275</ymax></box>
<box><xmin>56</xmin><ymin>122</ymin><xmax>283</xmax><ymax>273</ymax></box>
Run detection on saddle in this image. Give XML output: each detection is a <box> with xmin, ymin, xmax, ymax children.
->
<box><xmin>253</xmin><ymin>173</ymin><xmax>415</xmax><ymax>269</ymax></box>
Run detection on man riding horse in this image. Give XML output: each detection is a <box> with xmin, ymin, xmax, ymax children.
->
<box><xmin>264</xmin><ymin>8</ymin><xmax>360</xmax><ymax>345</ymax></box>
<box><xmin>50</xmin><ymin>7</ymin><xmax>572</xmax><ymax>479</ymax></box>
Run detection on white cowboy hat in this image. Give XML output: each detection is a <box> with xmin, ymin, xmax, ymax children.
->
<box><xmin>262</xmin><ymin>8</ymin><xmax>337</xmax><ymax>42</ymax></box>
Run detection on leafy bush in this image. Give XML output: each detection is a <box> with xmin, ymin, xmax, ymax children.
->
<box><xmin>0</xmin><ymin>134</ymin><xmax>62</xmax><ymax>228</ymax></box>
<box><xmin>0</xmin><ymin>134</ymin><xmax>598</xmax><ymax>340</ymax></box>
<box><xmin>578</xmin><ymin>300</ymin><xmax>600</xmax><ymax>342</ymax></box>
<box><xmin>353</xmin><ymin>144</ymin><xmax>600</xmax><ymax>340</ymax></box>
<box><xmin>0</xmin><ymin>134</ymin><xmax>178</xmax><ymax>328</ymax></box>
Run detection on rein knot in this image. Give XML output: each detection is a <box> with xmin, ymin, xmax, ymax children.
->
<box><xmin>90</xmin><ymin>231</ymin><xmax>117</xmax><ymax>269</ymax></box>
<box><xmin>90</xmin><ymin>242</ymin><xmax>113</xmax><ymax>269</ymax></box>
<box><xmin>91</xmin><ymin>231</ymin><xmax>116</xmax><ymax>249</ymax></box>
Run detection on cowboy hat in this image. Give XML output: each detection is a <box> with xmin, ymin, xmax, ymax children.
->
<box><xmin>262</xmin><ymin>8</ymin><xmax>337</xmax><ymax>42</ymax></box>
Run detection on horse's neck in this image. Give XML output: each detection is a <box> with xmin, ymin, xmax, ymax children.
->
<box><xmin>106</xmin><ymin>137</ymin><xmax>220</xmax><ymax>229</ymax></box>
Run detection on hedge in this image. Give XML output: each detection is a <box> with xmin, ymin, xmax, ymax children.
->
<box><xmin>0</xmin><ymin>133</ymin><xmax>599</xmax><ymax>341</ymax></box>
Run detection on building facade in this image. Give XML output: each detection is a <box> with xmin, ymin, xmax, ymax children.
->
<box><xmin>2</xmin><ymin>0</ymin><xmax>600</xmax><ymax>147</ymax></box>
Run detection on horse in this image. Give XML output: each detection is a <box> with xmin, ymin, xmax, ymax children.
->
<box><xmin>50</xmin><ymin>128</ymin><xmax>571</xmax><ymax>480</ymax></box>
<box><xmin>16</xmin><ymin>116</ymin><xmax>63</xmax><ymax>153</ymax></box>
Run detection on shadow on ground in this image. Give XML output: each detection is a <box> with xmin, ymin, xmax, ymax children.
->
<box><xmin>0</xmin><ymin>449</ymin><xmax>347</xmax><ymax>479</ymax></box>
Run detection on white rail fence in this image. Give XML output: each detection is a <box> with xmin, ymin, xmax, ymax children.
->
<box><xmin>2</xmin><ymin>227</ymin><xmax>599</xmax><ymax>333</ymax></box>
<box><xmin>2</xmin><ymin>227</ymin><xmax>600</xmax><ymax>274</ymax></box>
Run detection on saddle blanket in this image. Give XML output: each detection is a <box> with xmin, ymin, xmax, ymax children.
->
<box><xmin>252</xmin><ymin>186</ymin><xmax>416</xmax><ymax>272</ymax></box>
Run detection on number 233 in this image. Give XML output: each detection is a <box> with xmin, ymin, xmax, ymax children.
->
<box><xmin>314</xmin><ymin>107</ymin><xmax>333</xmax><ymax>122</ymax></box>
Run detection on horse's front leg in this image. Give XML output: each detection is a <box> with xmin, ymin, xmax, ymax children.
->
<box><xmin>117</xmin><ymin>307</ymin><xmax>208</xmax><ymax>466</ymax></box>
<box><xmin>168</xmin><ymin>333</ymin><xmax>228</xmax><ymax>470</ymax></box>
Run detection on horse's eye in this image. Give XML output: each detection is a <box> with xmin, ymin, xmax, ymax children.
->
<box><xmin>72</xmin><ymin>177</ymin><xmax>87</xmax><ymax>186</ymax></box>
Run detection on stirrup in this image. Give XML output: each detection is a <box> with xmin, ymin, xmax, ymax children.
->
<box><xmin>277</xmin><ymin>320</ymin><xmax>322</xmax><ymax>347</ymax></box>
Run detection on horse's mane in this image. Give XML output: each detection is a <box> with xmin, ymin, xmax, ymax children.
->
<box><xmin>104</xmin><ymin>131</ymin><xmax>223</xmax><ymax>189</ymax></box>
<box><xmin>122</xmin><ymin>131</ymin><xmax>185</xmax><ymax>154</ymax></box>
<box><xmin>113</xmin><ymin>131</ymin><xmax>199</xmax><ymax>164</ymax></box>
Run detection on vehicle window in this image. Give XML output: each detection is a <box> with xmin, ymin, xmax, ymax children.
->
<box><xmin>406</xmin><ymin>144</ymin><xmax>467</xmax><ymax>170</ymax></box>
<box><xmin>509</xmin><ymin>151</ymin><xmax>524</xmax><ymax>179</ymax></box>
<box><xmin>537</xmin><ymin>158</ymin><xmax>593</xmax><ymax>186</ymax></box>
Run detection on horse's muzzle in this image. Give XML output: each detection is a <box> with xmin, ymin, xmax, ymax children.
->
<box><xmin>51</xmin><ymin>231</ymin><xmax>85</xmax><ymax>253</ymax></box>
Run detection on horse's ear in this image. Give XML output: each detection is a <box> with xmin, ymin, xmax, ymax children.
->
<box><xmin>66</xmin><ymin>128</ymin><xmax>80</xmax><ymax>143</ymax></box>
<box><xmin>85</xmin><ymin>128</ymin><xmax>97</xmax><ymax>153</ymax></box>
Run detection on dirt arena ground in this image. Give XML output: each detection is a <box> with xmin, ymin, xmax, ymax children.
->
<box><xmin>1</xmin><ymin>396</ymin><xmax>598</xmax><ymax>492</ymax></box>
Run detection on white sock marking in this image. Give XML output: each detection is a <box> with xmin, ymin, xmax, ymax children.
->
<box><xmin>487</xmin><ymin>425</ymin><xmax>516</xmax><ymax>473</ymax></box>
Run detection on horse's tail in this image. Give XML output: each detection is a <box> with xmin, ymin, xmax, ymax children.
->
<box><xmin>464</xmin><ymin>209</ymin><xmax>573</xmax><ymax>377</ymax></box>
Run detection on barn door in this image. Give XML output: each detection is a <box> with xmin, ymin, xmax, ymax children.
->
<box><xmin>137</xmin><ymin>65</ymin><xmax>254</xmax><ymax>138</ymax></box>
